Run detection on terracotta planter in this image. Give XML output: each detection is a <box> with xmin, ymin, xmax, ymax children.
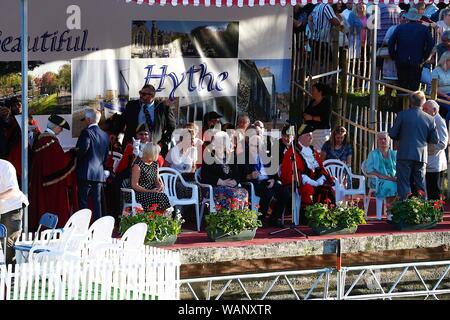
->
<box><xmin>393</xmin><ymin>221</ymin><xmax>438</xmax><ymax>231</ymax></box>
<box><xmin>311</xmin><ymin>225</ymin><xmax>358</xmax><ymax>236</ymax></box>
<box><xmin>207</xmin><ymin>229</ymin><xmax>256</xmax><ymax>242</ymax></box>
<box><xmin>146</xmin><ymin>234</ymin><xmax>177</xmax><ymax>247</ymax></box>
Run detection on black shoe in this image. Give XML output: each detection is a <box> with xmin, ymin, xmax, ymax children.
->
<box><xmin>268</xmin><ymin>219</ymin><xmax>285</xmax><ymax>228</ymax></box>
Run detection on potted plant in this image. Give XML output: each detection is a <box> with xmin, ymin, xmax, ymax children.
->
<box><xmin>205</xmin><ymin>200</ymin><xmax>262</xmax><ymax>242</ymax></box>
<box><xmin>390</xmin><ymin>196</ymin><xmax>444</xmax><ymax>231</ymax></box>
<box><xmin>305</xmin><ymin>201</ymin><xmax>366</xmax><ymax>236</ymax></box>
<box><xmin>119</xmin><ymin>204</ymin><xmax>184</xmax><ymax>246</ymax></box>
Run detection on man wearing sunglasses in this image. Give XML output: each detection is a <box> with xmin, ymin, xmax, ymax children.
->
<box><xmin>113</xmin><ymin>84</ymin><xmax>176</xmax><ymax>156</ymax></box>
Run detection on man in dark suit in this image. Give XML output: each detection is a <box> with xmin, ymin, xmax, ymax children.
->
<box><xmin>76</xmin><ymin>109</ymin><xmax>110</xmax><ymax>220</ymax></box>
<box><xmin>114</xmin><ymin>84</ymin><xmax>176</xmax><ymax>156</ymax></box>
<box><xmin>388</xmin><ymin>7</ymin><xmax>434</xmax><ymax>91</ymax></box>
<box><xmin>388</xmin><ymin>91</ymin><xmax>439</xmax><ymax>200</ymax></box>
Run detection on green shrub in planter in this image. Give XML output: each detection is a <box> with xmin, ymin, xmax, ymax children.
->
<box><xmin>305</xmin><ymin>202</ymin><xmax>366</xmax><ymax>230</ymax></box>
<box><xmin>205</xmin><ymin>203</ymin><xmax>262</xmax><ymax>239</ymax></box>
<box><xmin>390</xmin><ymin>197</ymin><xmax>444</xmax><ymax>226</ymax></box>
<box><xmin>120</xmin><ymin>205</ymin><xmax>184</xmax><ymax>244</ymax></box>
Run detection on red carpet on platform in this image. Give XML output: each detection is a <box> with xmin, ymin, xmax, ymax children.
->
<box><xmin>166</xmin><ymin>202</ymin><xmax>450</xmax><ymax>250</ymax></box>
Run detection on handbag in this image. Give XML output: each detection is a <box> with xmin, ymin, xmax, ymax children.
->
<box><xmin>376</xmin><ymin>46</ymin><xmax>390</xmax><ymax>58</ymax></box>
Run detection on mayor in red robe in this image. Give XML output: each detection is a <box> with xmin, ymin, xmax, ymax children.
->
<box><xmin>29</xmin><ymin>115</ymin><xmax>78</xmax><ymax>230</ymax></box>
<box><xmin>280</xmin><ymin>124</ymin><xmax>335</xmax><ymax>224</ymax></box>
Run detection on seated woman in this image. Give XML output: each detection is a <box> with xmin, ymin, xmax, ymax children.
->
<box><xmin>365</xmin><ymin>131</ymin><xmax>397</xmax><ymax>212</ymax></box>
<box><xmin>320</xmin><ymin>126</ymin><xmax>352</xmax><ymax>166</ymax></box>
<box><xmin>280</xmin><ymin>124</ymin><xmax>335</xmax><ymax>225</ymax></box>
<box><xmin>165</xmin><ymin>123</ymin><xmax>202</xmax><ymax>200</ymax></box>
<box><xmin>201</xmin><ymin>131</ymin><xmax>249</xmax><ymax>209</ymax></box>
<box><xmin>166</xmin><ymin>123</ymin><xmax>202</xmax><ymax>175</ymax></box>
<box><xmin>431</xmin><ymin>51</ymin><xmax>450</xmax><ymax>121</ymax></box>
<box><xmin>125</xmin><ymin>143</ymin><xmax>171</xmax><ymax>211</ymax></box>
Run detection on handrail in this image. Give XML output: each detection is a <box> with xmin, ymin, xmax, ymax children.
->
<box><xmin>347</xmin><ymin>72</ymin><xmax>450</xmax><ymax>106</ymax></box>
<box><xmin>307</xmin><ymin>69</ymin><xmax>342</xmax><ymax>81</ymax></box>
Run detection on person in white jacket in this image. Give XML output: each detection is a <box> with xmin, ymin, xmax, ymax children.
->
<box><xmin>423</xmin><ymin>100</ymin><xmax>449</xmax><ymax>200</ymax></box>
<box><xmin>0</xmin><ymin>159</ymin><xmax>29</xmax><ymax>265</ymax></box>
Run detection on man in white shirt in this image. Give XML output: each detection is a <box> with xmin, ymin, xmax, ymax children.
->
<box><xmin>0</xmin><ymin>159</ymin><xmax>29</xmax><ymax>264</ymax></box>
<box><xmin>423</xmin><ymin>100</ymin><xmax>449</xmax><ymax>200</ymax></box>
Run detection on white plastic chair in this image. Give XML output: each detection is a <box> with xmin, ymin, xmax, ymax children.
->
<box><xmin>159</xmin><ymin>167</ymin><xmax>201</xmax><ymax>231</ymax></box>
<box><xmin>14</xmin><ymin>212</ymin><xmax>59</xmax><ymax>263</ymax></box>
<box><xmin>84</xmin><ymin>216</ymin><xmax>115</xmax><ymax>257</ymax></box>
<box><xmin>29</xmin><ymin>225</ymin><xmax>81</xmax><ymax>263</ymax></box>
<box><xmin>121</xmin><ymin>188</ymin><xmax>143</xmax><ymax>214</ymax></box>
<box><xmin>323</xmin><ymin>159</ymin><xmax>366</xmax><ymax>205</ymax></box>
<box><xmin>361</xmin><ymin>160</ymin><xmax>386</xmax><ymax>220</ymax></box>
<box><xmin>194</xmin><ymin>168</ymin><xmax>216</xmax><ymax>218</ymax></box>
<box><xmin>41</xmin><ymin>209</ymin><xmax>92</xmax><ymax>242</ymax></box>
<box><xmin>112</xmin><ymin>151</ymin><xmax>123</xmax><ymax>172</ymax></box>
<box><xmin>95</xmin><ymin>222</ymin><xmax>147</xmax><ymax>265</ymax></box>
<box><xmin>240</xmin><ymin>181</ymin><xmax>261</xmax><ymax>212</ymax></box>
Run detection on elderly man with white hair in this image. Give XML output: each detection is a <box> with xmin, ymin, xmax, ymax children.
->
<box><xmin>423</xmin><ymin>100</ymin><xmax>449</xmax><ymax>200</ymax></box>
<box><xmin>389</xmin><ymin>91</ymin><xmax>439</xmax><ymax>200</ymax></box>
<box><xmin>76</xmin><ymin>109</ymin><xmax>110</xmax><ymax>220</ymax></box>
<box><xmin>201</xmin><ymin>131</ymin><xmax>249</xmax><ymax>210</ymax></box>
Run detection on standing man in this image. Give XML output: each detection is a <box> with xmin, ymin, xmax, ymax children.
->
<box><xmin>29</xmin><ymin>115</ymin><xmax>77</xmax><ymax>229</ymax></box>
<box><xmin>0</xmin><ymin>159</ymin><xmax>29</xmax><ymax>265</ymax></box>
<box><xmin>388</xmin><ymin>7</ymin><xmax>434</xmax><ymax>91</ymax></box>
<box><xmin>423</xmin><ymin>100</ymin><xmax>448</xmax><ymax>200</ymax></box>
<box><xmin>76</xmin><ymin>109</ymin><xmax>109</xmax><ymax>221</ymax></box>
<box><xmin>388</xmin><ymin>91</ymin><xmax>439</xmax><ymax>200</ymax></box>
<box><xmin>114</xmin><ymin>84</ymin><xmax>176</xmax><ymax>156</ymax></box>
<box><xmin>236</xmin><ymin>114</ymin><xmax>250</xmax><ymax>155</ymax></box>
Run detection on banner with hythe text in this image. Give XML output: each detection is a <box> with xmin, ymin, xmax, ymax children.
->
<box><xmin>0</xmin><ymin>0</ymin><xmax>292</xmax><ymax>148</ymax></box>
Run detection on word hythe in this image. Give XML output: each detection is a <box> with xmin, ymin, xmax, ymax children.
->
<box><xmin>144</xmin><ymin>62</ymin><xmax>229</xmax><ymax>100</ymax></box>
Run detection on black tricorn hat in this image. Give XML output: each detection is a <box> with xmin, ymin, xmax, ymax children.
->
<box><xmin>48</xmin><ymin>114</ymin><xmax>70</xmax><ymax>130</ymax></box>
<box><xmin>297</xmin><ymin>123</ymin><xmax>315</xmax><ymax>136</ymax></box>
<box><xmin>204</xmin><ymin>111</ymin><xmax>223</xmax><ymax>122</ymax></box>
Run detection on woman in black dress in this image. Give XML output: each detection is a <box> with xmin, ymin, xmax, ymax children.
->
<box><xmin>129</xmin><ymin>143</ymin><xmax>171</xmax><ymax>211</ymax></box>
<box><xmin>201</xmin><ymin>131</ymin><xmax>249</xmax><ymax>209</ymax></box>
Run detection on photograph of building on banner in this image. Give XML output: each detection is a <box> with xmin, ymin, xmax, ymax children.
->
<box><xmin>71</xmin><ymin>59</ymin><xmax>130</xmax><ymax>138</ymax></box>
<box><xmin>131</xmin><ymin>20</ymin><xmax>239</xmax><ymax>59</ymax></box>
<box><xmin>237</xmin><ymin>59</ymin><xmax>291</xmax><ymax>125</ymax></box>
<box><xmin>0</xmin><ymin>60</ymin><xmax>71</xmax><ymax>116</ymax></box>
<box><xmin>177</xmin><ymin>95</ymin><xmax>236</xmax><ymax>127</ymax></box>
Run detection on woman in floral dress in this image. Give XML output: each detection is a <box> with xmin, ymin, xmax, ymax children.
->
<box><xmin>201</xmin><ymin>131</ymin><xmax>248</xmax><ymax>209</ymax></box>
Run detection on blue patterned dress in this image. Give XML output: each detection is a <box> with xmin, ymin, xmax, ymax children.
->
<box><xmin>366</xmin><ymin>149</ymin><xmax>397</xmax><ymax>198</ymax></box>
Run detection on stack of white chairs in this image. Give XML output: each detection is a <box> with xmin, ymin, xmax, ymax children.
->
<box><xmin>27</xmin><ymin>209</ymin><xmax>93</xmax><ymax>263</ymax></box>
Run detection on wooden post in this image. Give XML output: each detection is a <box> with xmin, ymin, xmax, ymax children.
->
<box><xmin>402</xmin><ymin>95</ymin><xmax>409</xmax><ymax>110</ymax></box>
<box><xmin>339</xmin><ymin>48</ymin><xmax>349</xmax><ymax>125</ymax></box>
<box><xmin>331</xmin><ymin>26</ymin><xmax>340</xmax><ymax>94</ymax></box>
<box><xmin>431</xmin><ymin>78</ymin><xmax>438</xmax><ymax>100</ymax></box>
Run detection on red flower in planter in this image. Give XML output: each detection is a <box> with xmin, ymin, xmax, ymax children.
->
<box><xmin>136</xmin><ymin>207</ymin><xmax>144</xmax><ymax>213</ymax></box>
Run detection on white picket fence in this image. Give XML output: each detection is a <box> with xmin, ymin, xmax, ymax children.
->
<box><xmin>1</xmin><ymin>246</ymin><xmax>180</xmax><ymax>300</ymax></box>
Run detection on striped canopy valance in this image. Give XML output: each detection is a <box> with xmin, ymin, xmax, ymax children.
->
<box><xmin>125</xmin><ymin>0</ymin><xmax>450</xmax><ymax>8</ymax></box>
